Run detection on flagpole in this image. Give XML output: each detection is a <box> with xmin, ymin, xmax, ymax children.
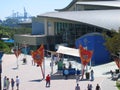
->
<box><xmin>89</xmin><ymin>59</ymin><xmax>91</xmax><ymax>69</ymax></box>
<box><xmin>16</xmin><ymin>46</ymin><xmax>19</xmax><ymax>69</ymax></box>
<box><xmin>40</xmin><ymin>65</ymin><xmax>44</xmax><ymax>79</ymax></box>
<box><xmin>81</xmin><ymin>64</ymin><xmax>85</xmax><ymax>80</ymax></box>
<box><xmin>17</xmin><ymin>57</ymin><xmax>18</xmax><ymax>69</ymax></box>
<box><xmin>43</xmin><ymin>59</ymin><xmax>45</xmax><ymax>79</ymax></box>
<box><xmin>43</xmin><ymin>48</ymin><xmax>45</xmax><ymax>79</ymax></box>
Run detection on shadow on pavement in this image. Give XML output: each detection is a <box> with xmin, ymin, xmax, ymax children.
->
<box><xmin>29</xmin><ymin>79</ymin><xmax>44</xmax><ymax>82</ymax></box>
<box><xmin>12</xmin><ymin>67</ymin><xmax>18</xmax><ymax>70</ymax></box>
<box><xmin>51</xmin><ymin>71</ymin><xmax>76</xmax><ymax>80</ymax></box>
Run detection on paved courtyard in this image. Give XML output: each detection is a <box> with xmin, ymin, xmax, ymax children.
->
<box><xmin>1</xmin><ymin>54</ymin><xmax>118</xmax><ymax>90</ymax></box>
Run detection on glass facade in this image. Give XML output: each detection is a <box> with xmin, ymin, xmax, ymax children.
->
<box><xmin>54</xmin><ymin>21</ymin><xmax>107</xmax><ymax>47</ymax></box>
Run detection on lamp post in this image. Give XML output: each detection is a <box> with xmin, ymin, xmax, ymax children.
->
<box><xmin>0</xmin><ymin>51</ymin><xmax>4</xmax><ymax>90</ymax></box>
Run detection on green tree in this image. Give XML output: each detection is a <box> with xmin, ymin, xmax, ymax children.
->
<box><xmin>0</xmin><ymin>41</ymin><xmax>11</xmax><ymax>53</ymax></box>
<box><xmin>105</xmin><ymin>30</ymin><xmax>120</xmax><ymax>57</ymax></box>
<box><xmin>0</xmin><ymin>25</ymin><xmax>32</xmax><ymax>53</ymax></box>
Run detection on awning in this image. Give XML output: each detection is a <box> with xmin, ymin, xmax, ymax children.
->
<box><xmin>56</xmin><ymin>46</ymin><xmax>80</xmax><ymax>57</ymax></box>
<box><xmin>4</xmin><ymin>39</ymin><xmax>14</xmax><ymax>43</ymax></box>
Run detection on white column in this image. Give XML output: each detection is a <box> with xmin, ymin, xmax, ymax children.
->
<box><xmin>44</xmin><ymin>19</ymin><xmax>48</xmax><ymax>36</ymax></box>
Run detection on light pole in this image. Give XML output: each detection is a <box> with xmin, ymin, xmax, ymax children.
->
<box><xmin>0</xmin><ymin>51</ymin><xmax>4</xmax><ymax>90</ymax></box>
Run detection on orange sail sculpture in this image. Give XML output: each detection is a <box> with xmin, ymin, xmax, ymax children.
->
<box><xmin>79</xmin><ymin>45</ymin><xmax>93</xmax><ymax>79</ymax></box>
<box><xmin>31</xmin><ymin>44</ymin><xmax>45</xmax><ymax>78</ymax></box>
<box><xmin>32</xmin><ymin>45</ymin><xmax>44</xmax><ymax>66</ymax></box>
<box><xmin>79</xmin><ymin>45</ymin><xmax>93</xmax><ymax>66</ymax></box>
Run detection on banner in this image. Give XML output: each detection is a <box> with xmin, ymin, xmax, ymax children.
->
<box><xmin>79</xmin><ymin>45</ymin><xmax>93</xmax><ymax>66</ymax></box>
<box><xmin>31</xmin><ymin>44</ymin><xmax>44</xmax><ymax>66</ymax></box>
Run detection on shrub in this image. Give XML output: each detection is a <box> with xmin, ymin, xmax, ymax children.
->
<box><xmin>116</xmin><ymin>80</ymin><xmax>120</xmax><ymax>90</ymax></box>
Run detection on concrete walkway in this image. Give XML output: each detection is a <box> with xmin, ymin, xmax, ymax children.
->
<box><xmin>101</xmin><ymin>77</ymin><xmax>118</xmax><ymax>90</ymax></box>
<box><xmin>1</xmin><ymin>54</ymin><xmax>118</xmax><ymax>90</ymax></box>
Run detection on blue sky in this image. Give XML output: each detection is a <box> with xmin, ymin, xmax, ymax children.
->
<box><xmin>0</xmin><ymin>0</ymin><xmax>72</xmax><ymax>20</ymax></box>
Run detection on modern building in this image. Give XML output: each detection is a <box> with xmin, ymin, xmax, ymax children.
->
<box><xmin>14</xmin><ymin>0</ymin><xmax>120</xmax><ymax>51</ymax></box>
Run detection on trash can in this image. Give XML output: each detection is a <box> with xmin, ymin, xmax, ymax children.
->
<box><xmin>23</xmin><ymin>58</ymin><xmax>26</xmax><ymax>64</ymax></box>
<box><xmin>116</xmin><ymin>69</ymin><xmax>119</xmax><ymax>74</ymax></box>
<box><xmin>86</xmin><ymin>72</ymin><xmax>90</xmax><ymax>79</ymax></box>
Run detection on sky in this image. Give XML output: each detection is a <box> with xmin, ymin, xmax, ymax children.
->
<box><xmin>0</xmin><ymin>0</ymin><xmax>72</xmax><ymax>20</ymax></box>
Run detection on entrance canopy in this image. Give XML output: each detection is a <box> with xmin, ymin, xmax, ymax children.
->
<box><xmin>56</xmin><ymin>46</ymin><xmax>80</xmax><ymax>57</ymax></box>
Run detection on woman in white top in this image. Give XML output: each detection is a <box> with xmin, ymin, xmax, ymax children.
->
<box><xmin>16</xmin><ymin>76</ymin><xmax>20</xmax><ymax>90</ymax></box>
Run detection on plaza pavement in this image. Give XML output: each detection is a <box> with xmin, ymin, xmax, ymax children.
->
<box><xmin>1</xmin><ymin>54</ymin><xmax>118</xmax><ymax>90</ymax></box>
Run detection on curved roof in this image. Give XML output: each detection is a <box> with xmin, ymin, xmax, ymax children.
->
<box><xmin>76</xmin><ymin>1</ymin><xmax>120</xmax><ymax>7</ymax></box>
<box><xmin>55</xmin><ymin>0</ymin><xmax>78</xmax><ymax>11</ymax></box>
<box><xmin>38</xmin><ymin>9</ymin><xmax>120</xmax><ymax>31</ymax></box>
<box><xmin>55</xmin><ymin>0</ymin><xmax>120</xmax><ymax>11</ymax></box>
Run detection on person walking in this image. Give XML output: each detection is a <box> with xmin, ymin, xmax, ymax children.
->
<box><xmin>45</xmin><ymin>74</ymin><xmax>51</xmax><ymax>87</ymax></box>
<box><xmin>90</xmin><ymin>70</ymin><xmax>94</xmax><ymax>81</ymax></box>
<box><xmin>95</xmin><ymin>84</ymin><xmax>101</xmax><ymax>90</ymax></box>
<box><xmin>3</xmin><ymin>76</ymin><xmax>7</xmax><ymax>90</ymax></box>
<box><xmin>68</xmin><ymin>62</ymin><xmax>72</xmax><ymax>69</ymax></box>
<box><xmin>87</xmin><ymin>84</ymin><xmax>92</xmax><ymax>90</ymax></box>
<box><xmin>16</xmin><ymin>76</ymin><xmax>20</xmax><ymax>90</ymax></box>
<box><xmin>6</xmin><ymin>78</ymin><xmax>10</xmax><ymax>90</ymax></box>
<box><xmin>11</xmin><ymin>78</ymin><xmax>15</xmax><ymax>90</ymax></box>
<box><xmin>87</xmin><ymin>84</ymin><xmax>90</xmax><ymax>90</ymax></box>
<box><xmin>75</xmin><ymin>83</ymin><xmax>80</xmax><ymax>90</ymax></box>
<box><xmin>89</xmin><ymin>84</ymin><xmax>92</xmax><ymax>90</ymax></box>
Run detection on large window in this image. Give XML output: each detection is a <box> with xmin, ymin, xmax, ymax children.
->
<box><xmin>54</xmin><ymin>22</ymin><xmax>106</xmax><ymax>46</ymax></box>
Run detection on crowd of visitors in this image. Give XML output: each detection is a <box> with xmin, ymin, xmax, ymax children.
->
<box><xmin>75</xmin><ymin>83</ymin><xmax>101</xmax><ymax>90</ymax></box>
<box><xmin>3</xmin><ymin>76</ymin><xmax>20</xmax><ymax>90</ymax></box>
